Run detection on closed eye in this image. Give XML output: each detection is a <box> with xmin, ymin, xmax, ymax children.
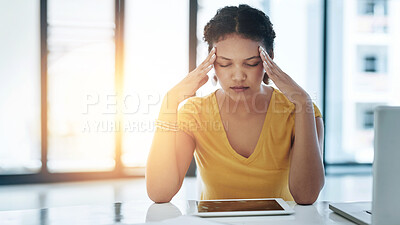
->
<box><xmin>218</xmin><ymin>63</ymin><xmax>232</xmax><ymax>67</ymax></box>
<box><xmin>246</xmin><ymin>62</ymin><xmax>261</xmax><ymax>67</ymax></box>
<box><xmin>217</xmin><ymin>61</ymin><xmax>260</xmax><ymax>67</ymax></box>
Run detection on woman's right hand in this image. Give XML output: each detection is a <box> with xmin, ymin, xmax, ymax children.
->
<box><xmin>168</xmin><ymin>47</ymin><xmax>216</xmax><ymax>103</ymax></box>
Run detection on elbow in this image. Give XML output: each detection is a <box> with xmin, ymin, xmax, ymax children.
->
<box><xmin>148</xmin><ymin>194</ymin><xmax>173</xmax><ymax>204</ymax></box>
<box><xmin>291</xmin><ymin>186</ymin><xmax>323</xmax><ymax>205</ymax></box>
<box><xmin>146</xmin><ymin>179</ymin><xmax>176</xmax><ymax>203</ymax></box>
<box><xmin>146</xmin><ymin>186</ymin><xmax>174</xmax><ymax>203</ymax></box>
<box><xmin>145</xmin><ymin>168</ymin><xmax>181</xmax><ymax>203</ymax></box>
<box><xmin>290</xmin><ymin>182</ymin><xmax>324</xmax><ymax>206</ymax></box>
<box><xmin>290</xmin><ymin>173</ymin><xmax>325</xmax><ymax>205</ymax></box>
<box><xmin>293</xmin><ymin>194</ymin><xmax>319</xmax><ymax>205</ymax></box>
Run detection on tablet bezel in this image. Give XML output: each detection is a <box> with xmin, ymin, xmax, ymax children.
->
<box><xmin>187</xmin><ymin>198</ymin><xmax>295</xmax><ymax>217</ymax></box>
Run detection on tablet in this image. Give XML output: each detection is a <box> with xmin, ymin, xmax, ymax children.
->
<box><xmin>187</xmin><ymin>198</ymin><xmax>294</xmax><ymax>217</ymax></box>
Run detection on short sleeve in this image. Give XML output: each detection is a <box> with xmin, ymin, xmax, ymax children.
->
<box><xmin>313</xmin><ymin>103</ymin><xmax>322</xmax><ymax>118</ymax></box>
<box><xmin>177</xmin><ymin>98</ymin><xmax>198</xmax><ymax>139</ymax></box>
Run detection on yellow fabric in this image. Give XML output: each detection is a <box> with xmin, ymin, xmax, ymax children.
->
<box><xmin>178</xmin><ymin>88</ymin><xmax>322</xmax><ymax>201</ymax></box>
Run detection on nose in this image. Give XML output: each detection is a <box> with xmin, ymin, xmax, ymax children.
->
<box><xmin>231</xmin><ymin>66</ymin><xmax>246</xmax><ymax>81</ymax></box>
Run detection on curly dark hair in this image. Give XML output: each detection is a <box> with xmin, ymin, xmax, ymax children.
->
<box><xmin>203</xmin><ymin>4</ymin><xmax>276</xmax><ymax>84</ymax></box>
<box><xmin>203</xmin><ymin>4</ymin><xmax>276</xmax><ymax>55</ymax></box>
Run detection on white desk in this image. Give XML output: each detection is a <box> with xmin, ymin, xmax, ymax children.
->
<box><xmin>0</xmin><ymin>200</ymin><xmax>356</xmax><ymax>225</ymax></box>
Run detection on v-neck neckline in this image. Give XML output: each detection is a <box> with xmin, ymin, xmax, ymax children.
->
<box><xmin>212</xmin><ymin>87</ymin><xmax>275</xmax><ymax>164</ymax></box>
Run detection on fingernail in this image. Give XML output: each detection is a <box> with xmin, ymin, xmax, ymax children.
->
<box><xmin>211</xmin><ymin>54</ymin><xmax>216</xmax><ymax>59</ymax></box>
<box><xmin>212</xmin><ymin>47</ymin><xmax>216</xmax><ymax>52</ymax></box>
<box><xmin>261</xmin><ymin>51</ymin><xmax>266</xmax><ymax>57</ymax></box>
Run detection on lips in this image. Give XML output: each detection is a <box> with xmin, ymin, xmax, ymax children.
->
<box><xmin>230</xmin><ymin>86</ymin><xmax>249</xmax><ymax>92</ymax></box>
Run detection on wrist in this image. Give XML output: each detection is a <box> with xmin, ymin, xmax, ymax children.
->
<box><xmin>291</xmin><ymin>92</ymin><xmax>314</xmax><ymax>115</ymax></box>
<box><xmin>291</xmin><ymin>91</ymin><xmax>311</xmax><ymax>107</ymax></box>
<box><xmin>167</xmin><ymin>88</ymin><xmax>195</xmax><ymax>105</ymax></box>
<box><xmin>165</xmin><ymin>91</ymin><xmax>181</xmax><ymax>107</ymax></box>
<box><xmin>158</xmin><ymin>92</ymin><xmax>180</xmax><ymax>119</ymax></box>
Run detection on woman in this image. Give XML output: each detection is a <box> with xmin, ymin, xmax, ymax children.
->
<box><xmin>146</xmin><ymin>4</ymin><xmax>324</xmax><ymax>205</ymax></box>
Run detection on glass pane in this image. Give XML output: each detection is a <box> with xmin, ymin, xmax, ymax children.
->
<box><xmin>47</xmin><ymin>0</ymin><xmax>115</xmax><ymax>172</ymax></box>
<box><xmin>123</xmin><ymin>0</ymin><xmax>189</xmax><ymax>167</ymax></box>
<box><xmin>197</xmin><ymin>0</ymin><xmax>324</xmax><ymax>107</ymax></box>
<box><xmin>0</xmin><ymin>0</ymin><xmax>41</xmax><ymax>174</ymax></box>
<box><xmin>326</xmin><ymin>0</ymin><xmax>400</xmax><ymax>164</ymax></box>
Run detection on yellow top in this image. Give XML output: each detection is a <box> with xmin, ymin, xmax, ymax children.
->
<box><xmin>177</xmin><ymin>88</ymin><xmax>322</xmax><ymax>201</ymax></box>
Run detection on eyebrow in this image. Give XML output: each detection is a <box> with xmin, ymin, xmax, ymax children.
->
<box><xmin>217</xmin><ymin>56</ymin><xmax>261</xmax><ymax>60</ymax></box>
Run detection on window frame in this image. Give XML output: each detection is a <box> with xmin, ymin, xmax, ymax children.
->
<box><xmin>0</xmin><ymin>0</ymin><xmax>132</xmax><ymax>184</ymax></box>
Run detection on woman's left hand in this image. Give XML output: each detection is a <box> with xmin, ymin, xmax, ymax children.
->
<box><xmin>259</xmin><ymin>46</ymin><xmax>310</xmax><ymax>106</ymax></box>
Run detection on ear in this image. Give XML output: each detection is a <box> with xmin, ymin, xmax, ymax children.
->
<box><xmin>212</xmin><ymin>74</ymin><xmax>218</xmax><ymax>86</ymax></box>
<box><xmin>269</xmin><ymin>49</ymin><xmax>274</xmax><ymax>60</ymax></box>
<box><xmin>263</xmin><ymin>73</ymin><xmax>269</xmax><ymax>85</ymax></box>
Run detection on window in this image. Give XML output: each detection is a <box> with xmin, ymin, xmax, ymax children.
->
<box><xmin>0</xmin><ymin>0</ymin><xmax>41</xmax><ymax>174</ymax></box>
<box><xmin>355</xmin><ymin>103</ymin><xmax>378</xmax><ymax>129</ymax></box>
<box><xmin>47</xmin><ymin>0</ymin><xmax>116</xmax><ymax>172</ymax></box>
<box><xmin>326</xmin><ymin>0</ymin><xmax>400</xmax><ymax>164</ymax></box>
<box><xmin>357</xmin><ymin>0</ymin><xmax>388</xmax><ymax>16</ymax></box>
<box><xmin>0</xmin><ymin>0</ymin><xmax>190</xmax><ymax>182</ymax></box>
<box><xmin>364</xmin><ymin>56</ymin><xmax>377</xmax><ymax>72</ymax></box>
<box><xmin>122</xmin><ymin>0</ymin><xmax>189</xmax><ymax>168</ymax></box>
<box><xmin>357</xmin><ymin>0</ymin><xmax>388</xmax><ymax>33</ymax></box>
<box><xmin>357</xmin><ymin>45</ymin><xmax>387</xmax><ymax>75</ymax></box>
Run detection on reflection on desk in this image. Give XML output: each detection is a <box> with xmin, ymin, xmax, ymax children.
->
<box><xmin>0</xmin><ymin>200</ymin><xmax>357</xmax><ymax>225</ymax></box>
<box><xmin>146</xmin><ymin>202</ymin><xmax>182</xmax><ymax>222</ymax></box>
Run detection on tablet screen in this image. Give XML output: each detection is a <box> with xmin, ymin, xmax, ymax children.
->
<box><xmin>196</xmin><ymin>199</ymin><xmax>284</xmax><ymax>213</ymax></box>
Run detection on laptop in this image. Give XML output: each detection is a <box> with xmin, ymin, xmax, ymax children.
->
<box><xmin>329</xmin><ymin>106</ymin><xmax>400</xmax><ymax>225</ymax></box>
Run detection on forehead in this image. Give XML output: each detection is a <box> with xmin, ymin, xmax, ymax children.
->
<box><xmin>214</xmin><ymin>34</ymin><xmax>261</xmax><ymax>59</ymax></box>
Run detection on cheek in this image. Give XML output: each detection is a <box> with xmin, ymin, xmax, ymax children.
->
<box><xmin>214</xmin><ymin>67</ymin><xmax>227</xmax><ymax>78</ymax></box>
<box><xmin>252</xmin><ymin>65</ymin><xmax>265</xmax><ymax>79</ymax></box>
<box><xmin>214</xmin><ymin>68</ymin><xmax>230</xmax><ymax>87</ymax></box>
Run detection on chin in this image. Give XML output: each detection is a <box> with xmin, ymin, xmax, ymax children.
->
<box><xmin>224</xmin><ymin>89</ymin><xmax>252</xmax><ymax>101</ymax></box>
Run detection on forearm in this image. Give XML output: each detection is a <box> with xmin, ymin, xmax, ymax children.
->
<box><xmin>146</xmin><ymin>93</ymin><xmax>181</xmax><ymax>203</ymax></box>
<box><xmin>289</xmin><ymin>99</ymin><xmax>325</xmax><ymax>205</ymax></box>
<box><xmin>146</xmin><ymin>48</ymin><xmax>214</xmax><ymax>202</ymax></box>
